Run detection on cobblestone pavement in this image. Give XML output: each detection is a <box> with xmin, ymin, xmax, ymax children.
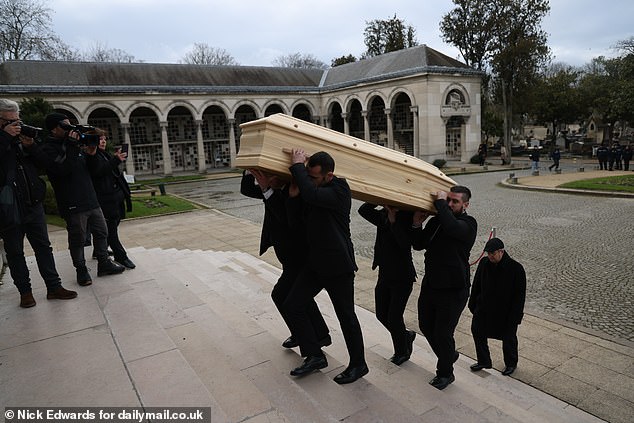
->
<box><xmin>167</xmin><ymin>167</ymin><xmax>634</xmax><ymax>344</ymax></box>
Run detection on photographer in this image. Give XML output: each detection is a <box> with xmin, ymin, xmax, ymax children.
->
<box><xmin>36</xmin><ymin>113</ymin><xmax>124</xmax><ymax>286</ymax></box>
<box><xmin>0</xmin><ymin>99</ymin><xmax>77</xmax><ymax>307</ymax></box>
<box><xmin>86</xmin><ymin>129</ymin><xmax>135</xmax><ymax>269</ymax></box>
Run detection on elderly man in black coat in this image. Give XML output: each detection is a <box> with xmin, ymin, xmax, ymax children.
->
<box><xmin>468</xmin><ymin>238</ymin><xmax>526</xmax><ymax>376</ymax></box>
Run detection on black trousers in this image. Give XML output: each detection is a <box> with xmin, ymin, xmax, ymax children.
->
<box><xmin>0</xmin><ymin>203</ymin><xmax>61</xmax><ymax>294</ymax></box>
<box><xmin>284</xmin><ymin>269</ymin><xmax>365</xmax><ymax>367</ymax></box>
<box><xmin>375</xmin><ymin>279</ymin><xmax>414</xmax><ymax>355</ymax></box>
<box><xmin>549</xmin><ymin>159</ymin><xmax>559</xmax><ymax>170</ymax></box>
<box><xmin>471</xmin><ymin>315</ymin><xmax>519</xmax><ymax>367</ymax></box>
<box><xmin>65</xmin><ymin>207</ymin><xmax>109</xmax><ymax>269</ymax></box>
<box><xmin>105</xmin><ymin>217</ymin><xmax>128</xmax><ymax>263</ymax></box>
<box><xmin>418</xmin><ymin>285</ymin><xmax>469</xmax><ymax>377</ymax></box>
<box><xmin>271</xmin><ymin>265</ymin><xmax>329</xmax><ymax>356</ymax></box>
<box><xmin>599</xmin><ymin>159</ymin><xmax>607</xmax><ymax>170</ymax></box>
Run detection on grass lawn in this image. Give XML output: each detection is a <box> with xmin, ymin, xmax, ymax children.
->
<box><xmin>559</xmin><ymin>174</ymin><xmax>634</xmax><ymax>192</ymax></box>
<box><xmin>45</xmin><ymin>194</ymin><xmax>200</xmax><ymax>228</ymax></box>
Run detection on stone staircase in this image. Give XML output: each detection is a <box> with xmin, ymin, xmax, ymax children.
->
<box><xmin>0</xmin><ymin>247</ymin><xmax>605</xmax><ymax>422</ymax></box>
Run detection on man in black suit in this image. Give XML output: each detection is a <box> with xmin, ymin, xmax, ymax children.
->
<box><xmin>240</xmin><ymin>169</ymin><xmax>331</xmax><ymax>355</ymax></box>
<box><xmin>284</xmin><ymin>149</ymin><xmax>368</xmax><ymax>384</ymax></box>
<box><xmin>412</xmin><ymin>186</ymin><xmax>477</xmax><ymax>390</ymax></box>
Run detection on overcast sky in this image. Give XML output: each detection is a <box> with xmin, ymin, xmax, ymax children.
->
<box><xmin>49</xmin><ymin>0</ymin><xmax>632</xmax><ymax>68</ymax></box>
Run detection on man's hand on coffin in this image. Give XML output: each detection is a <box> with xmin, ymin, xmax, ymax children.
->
<box><xmin>250</xmin><ymin>168</ymin><xmax>270</xmax><ymax>191</ymax></box>
<box><xmin>291</xmin><ymin>148</ymin><xmax>307</xmax><ymax>165</ymax></box>
<box><xmin>384</xmin><ymin>205</ymin><xmax>398</xmax><ymax>224</ymax></box>
<box><xmin>412</xmin><ymin>210</ymin><xmax>431</xmax><ymax>228</ymax></box>
<box><xmin>434</xmin><ymin>191</ymin><xmax>448</xmax><ymax>201</ymax></box>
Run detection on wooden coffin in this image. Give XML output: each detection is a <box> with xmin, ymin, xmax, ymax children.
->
<box><xmin>235</xmin><ymin>114</ymin><xmax>456</xmax><ymax>212</ymax></box>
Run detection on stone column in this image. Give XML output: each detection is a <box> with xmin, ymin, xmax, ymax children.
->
<box><xmin>321</xmin><ymin>115</ymin><xmax>329</xmax><ymax>128</ymax></box>
<box><xmin>121</xmin><ymin>123</ymin><xmax>135</xmax><ymax>176</ymax></box>
<box><xmin>342</xmin><ymin>112</ymin><xmax>349</xmax><ymax>135</ymax></box>
<box><xmin>385</xmin><ymin>108</ymin><xmax>394</xmax><ymax>149</ymax></box>
<box><xmin>195</xmin><ymin>119</ymin><xmax>206</xmax><ymax>173</ymax></box>
<box><xmin>228</xmin><ymin>118</ymin><xmax>237</xmax><ymax>168</ymax></box>
<box><xmin>410</xmin><ymin>106</ymin><xmax>419</xmax><ymax>158</ymax></box>
<box><xmin>362</xmin><ymin>111</ymin><xmax>370</xmax><ymax>142</ymax></box>
<box><xmin>160</xmin><ymin>121</ymin><xmax>172</xmax><ymax>176</ymax></box>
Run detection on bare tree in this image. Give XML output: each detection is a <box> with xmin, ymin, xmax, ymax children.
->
<box><xmin>0</xmin><ymin>0</ymin><xmax>73</xmax><ymax>61</ymax></box>
<box><xmin>83</xmin><ymin>41</ymin><xmax>137</xmax><ymax>63</ymax></box>
<box><xmin>272</xmin><ymin>52</ymin><xmax>328</xmax><ymax>69</ymax></box>
<box><xmin>181</xmin><ymin>43</ymin><xmax>238</xmax><ymax>65</ymax></box>
<box><xmin>614</xmin><ymin>36</ymin><xmax>634</xmax><ymax>55</ymax></box>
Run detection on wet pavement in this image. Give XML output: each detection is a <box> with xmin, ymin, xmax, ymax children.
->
<box><xmin>167</xmin><ymin>164</ymin><xmax>634</xmax><ymax>345</ymax></box>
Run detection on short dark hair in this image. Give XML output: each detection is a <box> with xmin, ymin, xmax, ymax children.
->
<box><xmin>450</xmin><ymin>185</ymin><xmax>471</xmax><ymax>202</ymax></box>
<box><xmin>307</xmin><ymin>151</ymin><xmax>335</xmax><ymax>174</ymax></box>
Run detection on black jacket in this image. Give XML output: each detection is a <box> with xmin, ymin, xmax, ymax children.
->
<box><xmin>0</xmin><ymin>131</ymin><xmax>47</xmax><ymax>218</ymax></box>
<box><xmin>36</xmin><ymin>135</ymin><xmax>100</xmax><ymax>218</ymax></box>
<box><xmin>468</xmin><ymin>252</ymin><xmax>526</xmax><ymax>338</ymax></box>
<box><xmin>289</xmin><ymin>163</ymin><xmax>357</xmax><ymax>276</ymax></box>
<box><xmin>87</xmin><ymin>149</ymin><xmax>131</xmax><ymax>219</ymax></box>
<box><xmin>412</xmin><ymin>199</ymin><xmax>477</xmax><ymax>290</ymax></box>
<box><xmin>358</xmin><ymin>203</ymin><xmax>416</xmax><ymax>284</ymax></box>
<box><xmin>240</xmin><ymin>171</ymin><xmax>305</xmax><ymax>267</ymax></box>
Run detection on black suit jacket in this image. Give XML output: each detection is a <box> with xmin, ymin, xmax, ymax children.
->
<box><xmin>412</xmin><ymin>198</ymin><xmax>477</xmax><ymax>290</ymax></box>
<box><xmin>289</xmin><ymin>163</ymin><xmax>357</xmax><ymax>276</ymax></box>
<box><xmin>358</xmin><ymin>203</ymin><xmax>416</xmax><ymax>284</ymax></box>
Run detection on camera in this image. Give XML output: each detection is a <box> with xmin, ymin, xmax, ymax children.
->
<box><xmin>19</xmin><ymin>123</ymin><xmax>42</xmax><ymax>139</ymax></box>
<box><xmin>58</xmin><ymin>122</ymin><xmax>101</xmax><ymax>147</ymax></box>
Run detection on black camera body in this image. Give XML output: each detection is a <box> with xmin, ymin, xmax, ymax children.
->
<box><xmin>58</xmin><ymin>122</ymin><xmax>101</xmax><ymax>147</ymax></box>
<box><xmin>19</xmin><ymin>124</ymin><xmax>42</xmax><ymax>139</ymax></box>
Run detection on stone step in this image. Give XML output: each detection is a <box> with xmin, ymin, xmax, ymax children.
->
<box><xmin>3</xmin><ymin>246</ymin><xmax>605</xmax><ymax>422</ymax></box>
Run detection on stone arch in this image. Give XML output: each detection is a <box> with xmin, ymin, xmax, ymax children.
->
<box><xmin>166</xmin><ymin>105</ymin><xmax>198</xmax><ymax>172</ymax></box>
<box><xmin>199</xmin><ymin>100</ymin><xmax>231</xmax><ymax>118</ymax></box>
<box><xmin>232</xmin><ymin>100</ymin><xmax>261</xmax><ymax>119</ymax></box>
<box><xmin>51</xmin><ymin>103</ymin><xmax>82</xmax><ymax>124</ymax></box>
<box><xmin>326</xmin><ymin>100</ymin><xmax>344</xmax><ymax>132</ymax></box>
<box><xmin>87</xmin><ymin>107</ymin><xmax>124</xmax><ymax>146</ymax></box>
<box><xmin>390</xmin><ymin>91</ymin><xmax>415</xmax><ymax>155</ymax></box>
<box><xmin>291</xmin><ymin>102</ymin><xmax>314</xmax><ymax>122</ymax></box>
<box><xmin>165</xmin><ymin>101</ymin><xmax>199</xmax><ymax>120</ymax></box>
<box><xmin>346</xmin><ymin>97</ymin><xmax>364</xmax><ymax>140</ymax></box>
<box><xmin>233</xmin><ymin>103</ymin><xmax>258</xmax><ymax>153</ymax></box>
<box><xmin>263</xmin><ymin>101</ymin><xmax>289</xmax><ymax>116</ymax></box>
<box><xmin>84</xmin><ymin>102</ymin><xmax>125</xmax><ymax>122</ymax></box>
<box><xmin>367</xmin><ymin>94</ymin><xmax>387</xmax><ymax>146</ymax></box>
<box><xmin>128</xmin><ymin>106</ymin><xmax>162</xmax><ymax>174</ymax></box>
<box><xmin>201</xmin><ymin>104</ymin><xmax>230</xmax><ymax>168</ymax></box>
<box><xmin>124</xmin><ymin>102</ymin><xmax>164</xmax><ymax>122</ymax></box>
<box><xmin>442</xmin><ymin>84</ymin><xmax>471</xmax><ymax>108</ymax></box>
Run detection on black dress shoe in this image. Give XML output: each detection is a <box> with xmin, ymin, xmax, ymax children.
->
<box><xmin>97</xmin><ymin>260</ymin><xmax>125</xmax><ymax>276</ymax></box>
<box><xmin>390</xmin><ymin>353</ymin><xmax>410</xmax><ymax>366</ymax></box>
<box><xmin>283</xmin><ymin>335</ymin><xmax>331</xmax><ymax>349</ymax></box>
<box><xmin>76</xmin><ymin>266</ymin><xmax>92</xmax><ymax>286</ymax></box>
<box><xmin>118</xmin><ymin>258</ymin><xmax>136</xmax><ymax>269</ymax></box>
<box><xmin>282</xmin><ymin>336</ymin><xmax>298</xmax><ymax>349</ymax></box>
<box><xmin>290</xmin><ymin>355</ymin><xmax>328</xmax><ymax>376</ymax></box>
<box><xmin>470</xmin><ymin>362</ymin><xmax>492</xmax><ymax>371</ymax></box>
<box><xmin>429</xmin><ymin>374</ymin><xmax>455</xmax><ymax>390</ymax></box>
<box><xmin>334</xmin><ymin>364</ymin><xmax>369</xmax><ymax>384</ymax></box>
<box><xmin>502</xmin><ymin>366</ymin><xmax>516</xmax><ymax>376</ymax></box>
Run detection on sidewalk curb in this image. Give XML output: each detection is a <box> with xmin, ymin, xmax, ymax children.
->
<box><xmin>499</xmin><ymin>178</ymin><xmax>634</xmax><ymax>198</ymax></box>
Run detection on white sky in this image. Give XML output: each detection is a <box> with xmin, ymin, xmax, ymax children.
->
<box><xmin>49</xmin><ymin>0</ymin><xmax>633</xmax><ymax>68</ymax></box>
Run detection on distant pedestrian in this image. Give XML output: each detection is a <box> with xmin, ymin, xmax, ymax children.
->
<box><xmin>596</xmin><ymin>143</ymin><xmax>609</xmax><ymax>170</ymax></box>
<box><xmin>477</xmin><ymin>143</ymin><xmax>487</xmax><ymax>166</ymax></box>
<box><xmin>529</xmin><ymin>149</ymin><xmax>540</xmax><ymax>172</ymax></box>
<box><xmin>622</xmin><ymin>145</ymin><xmax>632</xmax><ymax>171</ymax></box>
<box><xmin>612</xmin><ymin>142</ymin><xmax>623</xmax><ymax>170</ymax></box>
<box><xmin>548</xmin><ymin>147</ymin><xmax>561</xmax><ymax>171</ymax></box>
<box><xmin>500</xmin><ymin>145</ymin><xmax>508</xmax><ymax>165</ymax></box>
<box><xmin>468</xmin><ymin>238</ymin><xmax>526</xmax><ymax>377</ymax></box>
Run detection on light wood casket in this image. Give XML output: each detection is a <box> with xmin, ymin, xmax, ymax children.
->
<box><xmin>235</xmin><ymin>114</ymin><xmax>456</xmax><ymax>212</ymax></box>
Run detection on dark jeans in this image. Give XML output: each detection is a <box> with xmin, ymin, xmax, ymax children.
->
<box><xmin>106</xmin><ymin>217</ymin><xmax>128</xmax><ymax>262</ymax></box>
<box><xmin>65</xmin><ymin>207</ymin><xmax>109</xmax><ymax>269</ymax></box>
<box><xmin>284</xmin><ymin>269</ymin><xmax>365</xmax><ymax>367</ymax></box>
<box><xmin>418</xmin><ymin>285</ymin><xmax>469</xmax><ymax>377</ymax></box>
<box><xmin>549</xmin><ymin>159</ymin><xmax>559</xmax><ymax>170</ymax></box>
<box><xmin>271</xmin><ymin>265</ymin><xmax>330</xmax><ymax>356</ymax></box>
<box><xmin>471</xmin><ymin>315</ymin><xmax>519</xmax><ymax>367</ymax></box>
<box><xmin>375</xmin><ymin>279</ymin><xmax>414</xmax><ymax>355</ymax></box>
<box><xmin>0</xmin><ymin>203</ymin><xmax>61</xmax><ymax>294</ymax></box>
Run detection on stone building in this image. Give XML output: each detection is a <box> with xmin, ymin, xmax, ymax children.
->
<box><xmin>1</xmin><ymin>45</ymin><xmax>482</xmax><ymax>176</ymax></box>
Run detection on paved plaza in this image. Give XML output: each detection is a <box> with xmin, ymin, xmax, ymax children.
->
<box><xmin>166</xmin><ymin>162</ymin><xmax>634</xmax><ymax>344</ymax></box>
